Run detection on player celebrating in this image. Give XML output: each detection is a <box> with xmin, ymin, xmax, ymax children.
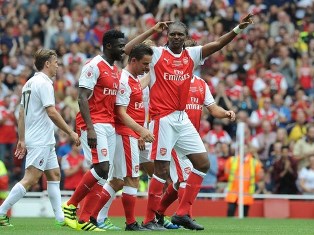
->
<box><xmin>124</xmin><ymin>15</ymin><xmax>253</xmax><ymax>230</ymax></box>
<box><xmin>157</xmin><ymin>39</ymin><xmax>236</xmax><ymax>225</ymax></box>
<box><xmin>0</xmin><ymin>49</ymin><xmax>80</xmax><ymax>227</ymax></box>
<box><xmin>62</xmin><ymin>30</ymin><xmax>125</xmax><ymax>231</ymax></box>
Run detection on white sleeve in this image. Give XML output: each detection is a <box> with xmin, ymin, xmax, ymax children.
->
<box><xmin>151</xmin><ymin>46</ymin><xmax>163</xmax><ymax>65</ymax></box>
<box><xmin>38</xmin><ymin>82</ymin><xmax>55</xmax><ymax>107</ymax></box>
<box><xmin>251</xmin><ymin>137</ymin><xmax>259</xmax><ymax>149</ymax></box>
<box><xmin>204</xmin><ymin>82</ymin><xmax>215</xmax><ymax>106</ymax></box>
<box><xmin>116</xmin><ymin>79</ymin><xmax>132</xmax><ymax>106</ymax></box>
<box><xmin>253</xmin><ymin>79</ymin><xmax>266</xmax><ymax>93</ymax></box>
<box><xmin>186</xmin><ymin>46</ymin><xmax>202</xmax><ymax>69</ymax></box>
<box><xmin>78</xmin><ymin>63</ymin><xmax>100</xmax><ymax>90</ymax></box>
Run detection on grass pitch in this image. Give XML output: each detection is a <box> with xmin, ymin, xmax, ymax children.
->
<box><xmin>0</xmin><ymin>217</ymin><xmax>314</xmax><ymax>235</ymax></box>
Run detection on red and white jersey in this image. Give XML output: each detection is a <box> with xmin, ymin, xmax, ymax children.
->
<box><xmin>264</xmin><ymin>70</ymin><xmax>288</xmax><ymax>91</ymax></box>
<box><xmin>203</xmin><ymin>129</ymin><xmax>232</xmax><ymax>146</ymax></box>
<box><xmin>225</xmin><ymin>84</ymin><xmax>242</xmax><ymax>101</ymax></box>
<box><xmin>0</xmin><ymin>106</ymin><xmax>16</xmax><ymax>144</ymax></box>
<box><xmin>185</xmin><ymin>75</ymin><xmax>215</xmax><ymax>132</ymax></box>
<box><xmin>115</xmin><ymin>69</ymin><xmax>145</xmax><ymax>138</ymax></box>
<box><xmin>76</xmin><ymin>55</ymin><xmax>120</xmax><ymax>132</ymax></box>
<box><xmin>149</xmin><ymin>46</ymin><xmax>203</xmax><ymax>119</ymax></box>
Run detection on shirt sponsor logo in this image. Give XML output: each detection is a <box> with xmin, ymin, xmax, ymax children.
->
<box><xmin>101</xmin><ymin>148</ymin><xmax>107</xmax><ymax>156</ymax></box>
<box><xmin>160</xmin><ymin>148</ymin><xmax>167</xmax><ymax>156</ymax></box>
<box><xmin>164</xmin><ymin>69</ymin><xmax>190</xmax><ymax>81</ymax></box>
<box><xmin>184</xmin><ymin>167</ymin><xmax>191</xmax><ymax>175</ymax></box>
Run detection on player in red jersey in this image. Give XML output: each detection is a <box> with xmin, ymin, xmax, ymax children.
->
<box><xmin>157</xmin><ymin>38</ymin><xmax>236</xmax><ymax>224</ymax></box>
<box><xmin>89</xmin><ymin>43</ymin><xmax>155</xmax><ymax>231</ymax></box>
<box><xmin>125</xmin><ymin>16</ymin><xmax>253</xmax><ymax>230</ymax></box>
<box><xmin>62</xmin><ymin>30</ymin><xmax>126</xmax><ymax>231</ymax></box>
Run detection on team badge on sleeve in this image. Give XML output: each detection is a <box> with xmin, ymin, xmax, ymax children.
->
<box><xmin>85</xmin><ymin>66</ymin><xmax>93</xmax><ymax>78</ymax></box>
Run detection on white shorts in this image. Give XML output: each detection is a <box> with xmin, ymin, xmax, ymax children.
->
<box><xmin>170</xmin><ymin>149</ymin><xmax>193</xmax><ymax>183</ymax></box>
<box><xmin>109</xmin><ymin>135</ymin><xmax>140</xmax><ymax>180</ymax></box>
<box><xmin>80</xmin><ymin>123</ymin><xmax>116</xmax><ymax>165</ymax></box>
<box><xmin>149</xmin><ymin>111</ymin><xmax>206</xmax><ymax>161</ymax></box>
<box><xmin>25</xmin><ymin>145</ymin><xmax>59</xmax><ymax>171</ymax></box>
<box><xmin>139</xmin><ymin>142</ymin><xmax>152</xmax><ymax>164</ymax></box>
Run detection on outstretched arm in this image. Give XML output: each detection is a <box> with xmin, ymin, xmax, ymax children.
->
<box><xmin>124</xmin><ymin>21</ymin><xmax>172</xmax><ymax>55</ymax></box>
<box><xmin>201</xmin><ymin>13</ymin><xmax>253</xmax><ymax>58</ymax></box>
<box><xmin>206</xmin><ymin>104</ymin><xmax>236</xmax><ymax>121</ymax></box>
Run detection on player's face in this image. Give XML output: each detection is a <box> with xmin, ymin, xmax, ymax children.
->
<box><xmin>134</xmin><ymin>55</ymin><xmax>152</xmax><ymax>75</ymax></box>
<box><xmin>110</xmin><ymin>38</ymin><xmax>126</xmax><ymax>61</ymax></box>
<box><xmin>48</xmin><ymin>55</ymin><xmax>58</xmax><ymax>78</ymax></box>
<box><xmin>168</xmin><ymin>25</ymin><xmax>187</xmax><ymax>51</ymax></box>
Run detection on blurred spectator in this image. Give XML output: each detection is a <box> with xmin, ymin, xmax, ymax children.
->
<box><xmin>272</xmin><ymin>145</ymin><xmax>298</xmax><ymax>194</ymax></box>
<box><xmin>288</xmin><ymin>109</ymin><xmax>307</xmax><ymax>142</ymax></box>
<box><xmin>256</xmin><ymin>120</ymin><xmax>277</xmax><ymax>165</ymax></box>
<box><xmin>290</xmin><ymin>89</ymin><xmax>311</xmax><ymax>121</ymax></box>
<box><xmin>293</xmin><ymin>125</ymin><xmax>314</xmax><ymax>171</ymax></box>
<box><xmin>214</xmin><ymin>81</ymin><xmax>233</xmax><ymax>111</ymax></box>
<box><xmin>249</xmin><ymin>97</ymin><xmax>277</xmax><ymax>134</ymax></box>
<box><xmin>272</xmin><ymin>94</ymin><xmax>291</xmax><ymax>128</ymax></box>
<box><xmin>203</xmin><ymin>118</ymin><xmax>232</xmax><ymax>147</ymax></box>
<box><xmin>264</xmin><ymin>58</ymin><xmax>288</xmax><ymax>97</ymax></box>
<box><xmin>298</xmin><ymin>155</ymin><xmax>314</xmax><ymax>194</ymax></box>
<box><xmin>270</xmin><ymin>11</ymin><xmax>295</xmax><ymax>38</ymax></box>
<box><xmin>0</xmin><ymin>95</ymin><xmax>17</xmax><ymax>175</ymax></box>
<box><xmin>61</xmin><ymin>141</ymin><xmax>89</xmax><ymax>191</ymax></box>
<box><xmin>1</xmin><ymin>56</ymin><xmax>25</xmax><ymax>77</ymax></box>
<box><xmin>297</xmin><ymin>53</ymin><xmax>314</xmax><ymax>97</ymax></box>
<box><xmin>232</xmin><ymin>86</ymin><xmax>257</xmax><ymax>115</ymax></box>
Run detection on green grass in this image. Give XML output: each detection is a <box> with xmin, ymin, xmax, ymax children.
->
<box><xmin>1</xmin><ymin>217</ymin><xmax>314</xmax><ymax>235</ymax></box>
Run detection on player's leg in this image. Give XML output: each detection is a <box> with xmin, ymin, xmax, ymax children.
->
<box><xmin>171</xmin><ymin>113</ymin><xmax>209</xmax><ymax>230</ymax></box>
<box><xmin>63</xmin><ymin>124</ymin><xmax>113</xmax><ymax>231</ymax></box>
<box><xmin>0</xmin><ymin>146</ymin><xmax>49</xmax><ymax>226</ymax></box>
<box><xmin>44</xmin><ymin>146</ymin><xmax>65</xmax><ymax>226</ymax></box>
<box><xmin>89</xmin><ymin>133</ymin><xmax>124</xmax><ymax>227</ymax></box>
<box><xmin>142</xmin><ymin>115</ymin><xmax>176</xmax><ymax>230</ymax></box>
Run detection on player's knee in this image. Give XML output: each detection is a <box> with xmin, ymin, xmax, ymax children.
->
<box><xmin>154</xmin><ymin>163</ymin><xmax>170</xmax><ymax>180</ymax></box>
<box><xmin>93</xmin><ymin>162</ymin><xmax>109</xmax><ymax>179</ymax></box>
<box><xmin>193</xmin><ymin>155</ymin><xmax>210</xmax><ymax>173</ymax></box>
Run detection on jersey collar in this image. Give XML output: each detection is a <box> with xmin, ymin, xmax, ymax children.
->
<box><xmin>35</xmin><ymin>72</ymin><xmax>53</xmax><ymax>84</ymax></box>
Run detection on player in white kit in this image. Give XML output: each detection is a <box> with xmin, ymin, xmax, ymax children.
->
<box><xmin>0</xmin><ymin>49</ymin><xmax>80</xmax><ymax>227</ymax></box>
<box><xmin>125</xmin><ymin>15</ymin><xmax>253</xmax><ymax>230</ymax></box>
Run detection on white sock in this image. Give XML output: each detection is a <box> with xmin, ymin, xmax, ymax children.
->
<box><xmin>47</xmin><ymin>181</ymin><xmax>64</xmax><ymax>222</ymax></box>
<box><xmin>97</xmin><ymin>184</ymin><xmax>115</xmax><ymax>223</ymax></box>
<box><xmin>0</xmin><ymin>182</ymin><xmax>26</xmax><ymax>216</ymax></box>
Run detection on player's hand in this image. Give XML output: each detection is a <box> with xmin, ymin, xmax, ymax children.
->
<box><xmin>15</xmin><ymin>140</ymin><xmax>26</xmax><ymax>159</ymax></box>
<box><xmin>239</xmin><ymin>13</ymin><xmax>254</xmax><ymax>29</ymax></box>
<box><xmin>70</xmin><ymin>131</ymin><xmax>81</xmax><ymax>146</ymax></box>
<box><xmin>87</xmin><ymin>128</ymin><xmax>97</xmax><ymax>149</ymax></box>
<box><xmin>152</xmin><ymin>21</ymin><xmax>173</xmax><ymax>33</ymax></box>
<box><xmin>138</xmin><ymin>138</ymin><xmax>145</xmax><ymax>151</ymax></box>
<box><xmin>140</xmin><ymin>128</ymin><xmax>155</xmax><ymax>143</ymax></box>
<box><xmin>225</xmin><ymin>110</ymin><xmax>236</xmax><ymax>121</ymax></box>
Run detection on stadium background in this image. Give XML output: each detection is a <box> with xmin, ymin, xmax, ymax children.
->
<box><xmin>1</xmin><ymin>0</ymin><xmax>314</xmax><ymax>220</ymax></box>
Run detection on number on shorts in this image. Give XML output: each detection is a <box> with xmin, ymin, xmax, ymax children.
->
<box><xmin>22</xmin><ymin>90</ymin><xmax>31</xmax><ymax>116</ymax></box>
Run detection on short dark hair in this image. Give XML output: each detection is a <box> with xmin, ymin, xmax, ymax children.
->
<box><xmin>102</xmin><ymin>29</ymin><xmax>124</xmax><ymax>47</ymax></box>
<box><xmin>168</xmin><ymin>21</ymin><xmax>188</xmax><ymax>36</ymax></box>
<box><xmin>128</xmin><ymin>43</ymin><xmax>153</xmax><ymax>63</ymax></box>
<box><xmin>34</xmin><ymin>49</ymin><xmax>57</xmax><ymax>71</ymax></box>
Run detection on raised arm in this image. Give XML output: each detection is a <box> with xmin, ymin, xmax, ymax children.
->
<box><xmin>124</xmin><ymin>21</ymin><xmax>172</xmax><ymax>55</ymax></box>
<box><xmin>201</xmin><ymin>14</ymin><xmax>253</xmax><ymax>58</ymax></box>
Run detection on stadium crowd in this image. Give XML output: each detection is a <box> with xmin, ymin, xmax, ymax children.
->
<box><xmin>1</xmin><ymin>0</ymin><xmax>314</xmax><ymax>196</ymax></box>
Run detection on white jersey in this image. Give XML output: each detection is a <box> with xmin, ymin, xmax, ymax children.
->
<box><xmin>21</xmin><ymin>72</ymin><xmax>55</xmax><ymax>147</ymax></box>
